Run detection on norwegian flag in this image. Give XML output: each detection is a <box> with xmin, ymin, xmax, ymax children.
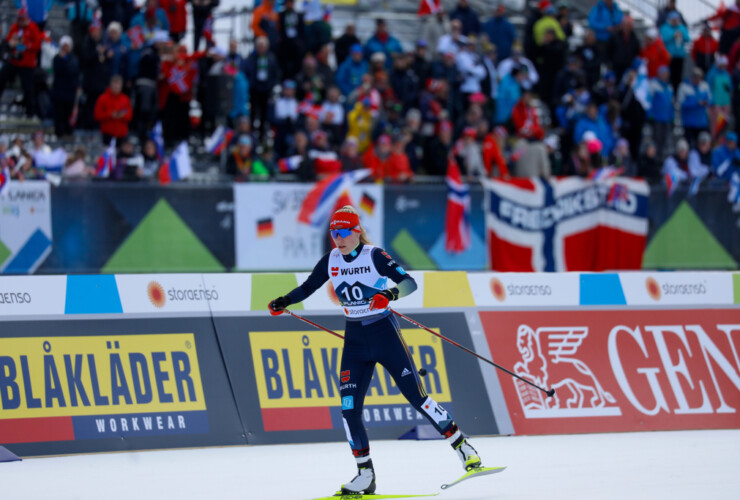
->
<box><xmin>128</xmin><ymin>25</ymin><xmax>145</xmax><ymax>49</ymax></box>
<box><xmin>607</xmin><ymin>182</ymin><xmax>630</xmax><ymax>206</ymax></box>
<box><xmin>445</xmin><ymin>156</ymin><xmax>471</xmax><ymax>253</ymax></box>
<box><xmin>168</xmin><ymin>66</ymin><xmax>189</xmax><ymax>93</ymax></box>
<box><xmin>483</xmin><ymin>177</ymin><xmax>650</xmax><ymax>271</ymax></box>
<box><xmin>0</xmin><ymin>166</ymin><xmax>10</xmax><ymax>198</ymax></box>
<box><xmin>278</xmin><ymin>155</ymin><xmax>302</xmax><ymax>173</ymax></box>
<box><xmin>95</xmin><ymin>140</ymin><xmax>116</xmax><ymax>178</ymax></box>
<box><xmin>204</xmin><ymin>125</ymin><xmax>234</xmax><ymax>155</ymax></box>
<box><xmin>418</xmin><ymin>0</ymin><xmax>442</xmax><ymax>16</ymax></box>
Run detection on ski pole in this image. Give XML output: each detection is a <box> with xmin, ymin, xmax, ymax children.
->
<box><xmin>282</xmin><ymin>309</ymin><xmax>429</xmax><ymax>377</ymax></box>
<box><xmin>391</xmin><ymin>309</ymin><xmax>555</xmax><ymax>398</ymax></box>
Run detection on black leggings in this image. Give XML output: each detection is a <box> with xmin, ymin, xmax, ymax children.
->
<box><xmin>339</xmin><ymin>314</ymin><xmax>456</xmax><ymax>457</ymax></box>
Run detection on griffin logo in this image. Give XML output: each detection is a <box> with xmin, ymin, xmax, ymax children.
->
<box><xmin>341</xmin><ymin>370</ymin><xmax>350</xmax><ymax>383</ymax></box>
<box><xmin>331</xmin><ymin>266</ymin><xmax>339</xmax><ymax>277</ymax></box>
<box><xmin>147</xmin><ymin>281</ymin><xmax>166</xmax><ymax>308</ymax></box>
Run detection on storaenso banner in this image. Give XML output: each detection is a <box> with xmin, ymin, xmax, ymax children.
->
<box><xmin>0</xmin><ymin>317</ymin><xmax>245</xmax><ymax>456</ymax></box>
<box><xmin>214</xmin><ymin>313</ymin><xmax>499</xmax><ymax>445</ymax></box>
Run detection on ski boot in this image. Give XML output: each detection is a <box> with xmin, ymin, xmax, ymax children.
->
<box><xmin>341</xmin><ymin>459</ymin><xmax>376</xmax><ymax>495</ymax></box>
<box><xmin>452</xmin><ymin>436</ymin><xmax>482</xmax><ymax>471</ymax></box>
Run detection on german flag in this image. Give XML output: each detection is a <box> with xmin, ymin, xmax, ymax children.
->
<box><xmin>359</xmin><ymin>193</ymin><xmax>375</xmax><ymax>215</ymax></box>
<box><xmin>257</xmin><ymin>218</ymin><xmax>274</xmax><ymax>238</ymax></box>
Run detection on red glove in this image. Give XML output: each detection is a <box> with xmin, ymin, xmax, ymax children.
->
<box><xmin>368</xmin><ymin>290</ymin><xmax>394</xmax><ymax>310</ymax></box>
<box><xmin>268</xmin><ymin>296</ymin><xmax>289</xmax><ymax>316</ymax></box>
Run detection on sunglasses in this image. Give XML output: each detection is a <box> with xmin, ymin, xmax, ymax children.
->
<box><xmin>330</xmin><ymin>226</ymin><xmax>357</xmax><ymax>239</ymax></box>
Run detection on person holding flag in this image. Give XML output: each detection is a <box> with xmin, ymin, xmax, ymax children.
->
<box><xmin>268</xmin><ymin>205</ymin><xmax>484</xmax><ymax>495</ymax></box>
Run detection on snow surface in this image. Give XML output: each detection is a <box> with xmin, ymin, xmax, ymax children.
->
<box><xmin>2</xmin><ymin>430</ymin><xmax>739</xmax><ymax>499</ymax></box>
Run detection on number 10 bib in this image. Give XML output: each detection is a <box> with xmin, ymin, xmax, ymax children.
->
<box><xmin>328</xmin><ymin>245</ymin><xmax>388</xmax><ymax>319</ymax></box>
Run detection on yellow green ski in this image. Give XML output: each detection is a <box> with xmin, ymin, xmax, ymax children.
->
<box><xmin>441</xmin><ymin>465</ymin><xmax>507</xmax><ymax>489</ymax></box>
<box><xmin>308</xmin><ymin>493</ymin><xmax>439</xmax><ymax>500</ymax></box>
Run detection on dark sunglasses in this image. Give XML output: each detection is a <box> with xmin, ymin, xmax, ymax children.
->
<box><xmin>330</xmin><ymin>226</ymin><xmax>357</xmax><ymax>239</ymax></box>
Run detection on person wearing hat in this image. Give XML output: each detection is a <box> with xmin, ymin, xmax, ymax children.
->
<box><xmin>656</xmin><ymin>0</ymin><xmax>686</xmax><ymax>28</ymax></box>
<box><xmin>362</xmin><ymin>133</ymin><xmax>413</xmax><ymax>183</ymax></box>
<box><xmin>336</xmin><ymin>43</ymin><xmax>368</xmax><ymax>96</ymax></box>
<box><xmin>707</xmin><ymin>55</ymin><xmax>733</xmax><ymax>136</ymax></box>
<box><xmin>692</xmin><ymin>23</ymin><xmax>719</xmax><ymax>75</ymax></box>
<box><xmin>51</xmin><ymin>36</ymin><xmax>81</xmax><ymax>139</ymax></box>
<box><xmin>226</xmin><ymin>134</ymin><xmax>271</xmax><ymax>180</ymax></box>
<box><xmin>268</xmin><ymin>203</ymin><xmax>483</xmax><ymax>495</ymax></box>
<box><xmin>587</xmin><ymin>0</ymin><xmax>623</xmax><ymax>52</ymax></box>
<box><xmin>574</xmin><ymin>99</ymin><xmax>615</xmax><ymax>157</ymax></box>
<box><xmin>482</xmin><ymin>3</ymin><xmax>516</xmax><ymax>61</ymax></box>
<box><xmin>711</xmin><ymin>131</ymin><xmax>740</xmax><ymax>181</ymax></box>
<box><xmin>104</xmin><ymin>22</ymin><xmax>131</xmax><ymax>84</ymax></box>
<box><xmin>660</xmin><ymin>10</ymin><xmax>690</xmax><ymax>94</ymax></box>
<box><xmin>649</xmin><ymin>65</ymin><xmax>675</xmax><ymax>160</ymax></box>
<box><xmin>0</xmin><ymin>8</ymin><xmax>42</xmax><ymax>118</ymax></box>
<box><xmin>365</xmin><ymin>19</ymin><xmax>403</xmax><ymax>70</ymax></box>
<box><xmin>641</xmin><ymin>26</ymin><xmax>670</xmax><ymax>79</ymax></box>
<box><xmin>678</xmin><ymin>67</ymin><xmax>712</xmax><ymax>148</ymax></box>
<box><xmin>661</xmin><ymin>137</ymin><xmax>691</xmax><ymax>187</ymax></box>
<box><xmin>497</xmin><ymin>42</ymin><xmax>540</xmax><ymax>89</ymax></box>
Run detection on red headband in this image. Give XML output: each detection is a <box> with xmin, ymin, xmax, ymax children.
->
<box><xmin>330</xmin><ymin>212</ymin><xmax>360</xmax><ymax>230</ymax></box>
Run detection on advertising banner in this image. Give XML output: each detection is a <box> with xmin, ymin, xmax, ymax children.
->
<box><xmin>468</xmin><ymin>272</ymin><xmax>580</xmax><ymax>307</ymax></box>
<box><xmin>0</xmin><ymin>318</ymin><xmax>245</xmax><ymax>455</ymax></box>
<box><xmin>619</xmin><ymin>272</ymin><xmax>734</xmax><ymax>306</ymax></box>
<box><xmin>214</xmin><ymin>313</ymin><xmax>498</xmax><ymax>445</ymax></box>
<box><xmin>483</xmin><ymin>177</ymin><xmax>649</xmax><ymax>272</ymax></box>
<box><xmin>479</xmin><ymin>309</ymin><xmax>740</xmax><ymax>435</ymax></box>
<box><xmin>0</xmin><ymin>181</ymin><xmax>52</xmax><ymax>274</ymax></box>
<box><xmin>234</xmin><ymin>184</ymin><xmax>383</xmax><ymax>271</ymax></box>
<box><xmin>0</xmin><ymin>276</ymin><xmax>67</xmax><ymax>316</ymax></box>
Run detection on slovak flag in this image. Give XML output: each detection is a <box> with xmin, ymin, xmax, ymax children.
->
<box><xmin>159</xmin><ymin>141</ymin><xmax>192</xmax><ymax>184</ymax></box>
<box><xmin>278</xmin><ymin>155</ymin><xmax>302</xmax><ymax>173</ymax></box>
<box><xmin>0</xmin><ymin>166</ymin><xmax>10</xmax><ymax>198</ymax></box>
<box><xmin>150</xmin><ymin>121</ymin><xmax>165</xmax><ymax>160</ymax></box>
<box><xmin>205</xmin><ymin>125</ymin><xmax>234</xmax><ymax>155</ymax></box>
<box><xmin>95</xmin><ymin>139</ymin><xmax>116</xmax><ymax>178</ymax></box>
<box><xmin>298</xmin><ymin>169</ymin><xmax>372</xmax><ymax>227</ymax></box>
<box><xmin>445</xmin><ymin>156</ymin><xmax>471</xmax><ymax>253</ymax></box>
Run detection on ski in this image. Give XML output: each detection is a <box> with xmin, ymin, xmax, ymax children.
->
<box><xmin>308</xmin><ymin>493</ymin><xmax>439</xmax><ymax>500</ymax></box>
<box><xmin>440</xmin><ymin>466</ymin><xmax>507</xmax><ymax>490</ymax></box>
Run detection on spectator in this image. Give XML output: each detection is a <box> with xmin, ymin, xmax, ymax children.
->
<box><xmin>315</xmin><ymin>45</ymin><xmax>335</xmax><ymax>94</ymax></box>
<box><xmin>242</xmin><ymin>36</ymin><xmax>280</xmax><ymax>142</ymax></box>
<box><xmin>161</xmin><ymin>46</ymin><xmax>197</xmax><ymax>147</ymax></box>
<box><xmin>15</xmin><ymin>0</ymin><xmax>51</xmax><ymax>32</ymax></box>
<box><xmin>661</xmin><ymin>137</ymin><xmax>691</xmax><ymax>186</ymax></box>
<box><xmin>228</xmin><ymin>59</ymin><xmax>249</xmax><ymax>125</ymax></box>
<box><xmin>28</xmin><ymin>130</ymin><xmax>50</xmax><ymax>155</ymax></box>
<box><xmin>449</xmin><ymin>0</ymin><xmax>480</xmax><ymax>37</ymax></box>
<box><xmin>105</xmin><ymin>22</ymin><xmax>131</xmax><ymax>83</ymax></box>
<box><xmin>638</xmin><ymin>140</ymin><xmax>662</xmax><ymax>182</ymax></box>
<box><xmin>112</xmin><ymin>136</ymin><xmax>145</xmax><ymax>181</ymax></box>
<box><xmin>347</xmin><ymin>98</ymin><xmax>374</xmax><ymax>153</ymax></box>
<box><xmin>552</xmin><ymin>56</ymin><xmax>585</xmax><ymax>112</ymax></box>
<box><xmin>334</xmin><ymin>23</ymin><xmax>360</xmax><ymax>68</ymax></box>
<box><xmin>66</xmin><ymin>0</ymin><xmax>95</xmax><ymax>62</ymax></box>
<box><xmin>309</xmin><ymin>130</ymin><xmax>341</xmax><ymax>178</ymax></box>
<box><xmin>252</xmin><ymin>0</ymin><xmax>279</xmax><ymax>48</ymax></box>
<box><xmin>94</xmin><ymin>75</ymin><xmax>133</xmax><ymax>144</ymax></box>
<box><xmin>422</xmin><ymin>120</ymin><xmax>453</xmax><ymax>175</ymax></box>
<box><xmin>512</xmin><ymin>89</ymin><xmax>545</xmax><ymax>141</ymax></box>
<box><xmin>692</xmin><ymin>23</ymin><xmax>719</xmax><ymax>75</ymax></box>
<box><xmin>533</xmin><ymin>5</ymin><xmax>565</xmax><ymax>46</ymax></box>
<box><xmin>51</xmin><ymin>36</ymin><xmax>81</xmax><ymax>139</ymax></box>
<box><xmin>141</xmin><ymin>138</ymin><xmax>161</xmax><ymax>178</ymax></box>
<box><xmin>707</xmin><ymin>0</ymin><xmax>740</xmax><ymax>55</ymax></box>
<box><xmin>498</xmin><ymin>45</ymin><xmax>539</xmax><ymax>90</ymax></box>
<box><xmin>432</xmin><ymin>50</ymin><xmax>464</xmax><ymax>124</ymax></box>
<box><xmin>227</xmin><ymin>135</ymin><xmax>270</xmax><ymax>180</ymax></box>
<box><xmin>403</xmin><ymin>109</ymin><xmax>424</xmax><ymax>172</ymax></box>
<box><xmin>436</xmin><ymin>19</ymin><xmax>465</xmax><ymax>58</ymax></box>
<box><xmin>481</xmin><ymin>42</ymin><xmax>499</xmax><ymax>109</ymax></box>
<box><xmin>159</xmin><ymin>0</ymin><xmax>187</xmax><ymax>43</ymax></box>
<box><xmin>556</xmin><ymin>2</ymin><xmax>573</xmax><ymax>39</ymax></box>
<box><xmin>304</xmin><ymin>3</ymin><xmax>333</xmax><ymax>56</ymax></box>
<box><xmin>574</xmin><ymin>100</ymin><xmax>614</xmax><ymax>157</ymax></box>
<box><xmin>277</xmin><ymin>0</ymin><xmax>305</xmax><ymax>79</ymax></box>
<box><xmin>363</xmin><ymin>134</ymin><xmax>413</xmax><ymax>183</ymax></box>
<box><xmin>649</xmin><ymin>66</ymin><xmax>675</xmax><ymax>160</ymax></box>
<box><xmin>712</xmin><ymin>131</ymin><xmax>740</xmax><ymax>181</ymax></box>
<box><xmin>421</xmin><ymin>10</ymin><xmax>449</xmax><ymax>61</ymax></box>
<box><xmin>296</xmin><ymin>54</ymin><xmax>327</xmax><ymax>102</ymax></box>
<box><xmin>523</xmin><ymin>1</ymin><xmax>549</xmax><ymax>62</ymax></box>
<box><xmin>389</xmin><ymin>54</ymin><xmax>418</xmax><ymax>113</ymax></box>
<box><xmin>455</xmin><ymin>126</ymin><xmax>486</xmax><ymax>179</ymax></box>
<box><xmin>411</xmin><ymin>40</ymin><xmax>432</xmax><ymax>88</ymax></box>
<box><xmin>657</xmin><ymin>0</ymin><xmax>686</xmax><ymax>28</ymax></box>
<box><xmin>587</xmin><ymin>0</ymin><xmax>623</xmax><ymax>52</ymax></box>
<box><xmin>678</xmin><ymin>68</ymin><xmax>711</xmax><ymax>148</ymax></box>
<box><xmin>575</xmin><ymin>29</ymin><xmax>602</xmax><ymax>91</ymax></box>
<box><xmin>80</xmin><ymin>17</ymin><xmax>111</xmax><ymax>130</ymax></box>
<box><xmin>707</xmin><ymin>56</ymin><xmax>733</xmax><ymax>135</ymax></box>
<box><xmin>63</xmin><ymin>146</ymin><xmax>94</xmax><ymax>178</ymax></box>
<box><xmin>607</xmin><ymin>15</ymin><xmax>641</xmax><ymax>83</ymax></box>
<box><xmin>456</xmin><ymin>39</ymin><xmax>486</xmax><ymax>106</ymax></box>
<box><xmin>689</xmin><ymin>131</ymin><xmax>713</xmax><ymax>183</ymax></box>
<box><xmin>365</xmin><ymin>19</ymin><xmax>403</xmax><ymax>69</ymax></box>
<box><xmin>660</xmin><ymin>11</ymin><xmax>690</xmax><ymax>94</ymax></box>
<box><xmin>591</xmin><ymin>70</ymin><xmax>618</xmax><ymax>105</ymax></box>
<box><xmin>340</xmin><ymin>136</ymin><xmax>363</xmax><ymax>171</ymax></box>
<box><xmin>130</xmin><ymin>1</ymin><xmax>170</xmax><ymax>36</ymax></box>
<box><xmin>479</xmin><ymin>119</ymin><xmax>509</xmax><ymax>178</ymax></box>
<box><xmin>271</xmin><ymin>79</ymin><xmax>298</xmax><ymax>157</ymax></box>
<box><xmin>133</xmin><ymin>31</ymin><xmax>165</xmax><ymax>144</ymax></box>
<box><xmin>0</xmin><ymin>9</ymin><xmax>42</xmax><ymax>118</ymax></box>
<box><xmin>320</xmin><ymin>85</ymin><xmax>345</xmax><ymax>147</ymax></box>
<box><xmin>611</xmin><ymin>138</ymin><xmax>637</xmax><ymax>176</ymax></box>
<box><xmin>336</xmin><ymin>44</ymin><xmax>368</xmax><ymax>97</ymax></box>
<box><xmin>191</xmin><ymin>0</ymin><xmax>219</xmax><ymax>51</ymax></box>
<box><xmin>494</xmin><ymin>65</ymin><xmax>524</xmax><ymax>126</ymax></box>
<box><xmin>536</xmin><ymin>28</ymin><xmax>567</xmax><ymax>116</ymax></box>
<box><xmin>482</xmin><ymin>4</ymin><xmax>516</xmax><ymax>61</ymax></box>
<box><xmin>641</xmin><ymin>27</ymin><xmax>670</xmax><ymax>79</ymax></box>
<box><xmin>514</xmin><ymin>137</ymin><xmax>551</xmax><ymax>178</ymax></box>
<box><xmin>99</xmin><ymin>0</ymin><xmax>133</xmax><ymax>30</ymax></box>
<box><xmin>619</xmin><ymin>67</ymin><xmax>647</xmax><ymax>161</ymax></box>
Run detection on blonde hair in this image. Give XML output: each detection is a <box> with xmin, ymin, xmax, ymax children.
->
<box><xmin>334</xmin><ymin>205</ymin><xmax>371</xmax><ymax>245</ymax></box>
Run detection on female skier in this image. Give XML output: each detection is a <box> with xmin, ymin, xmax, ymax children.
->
<box><xmin>268</xmin><ymin>206</ymin><xmax>482</xmax><ymax>495</ymax></box>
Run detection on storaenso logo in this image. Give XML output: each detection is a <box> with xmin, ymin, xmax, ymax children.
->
<box><xmin>0</xmin><ymin>291</ymin><xmax>32</xmax><ymax>304</ymax></box>
<box><xmin>167</xmin><ymin>285</ymin><xmax>220</xmax><ymax>302</ymax></box>
<box><xmin>662</xmin><ymin>282</ymin><xmax>707</xmax><ymax>296</ymax></box>
<box><xmin>507</xmin><ymin>284</ymin><xmax>552</xmax><ymax>296</ymax></box>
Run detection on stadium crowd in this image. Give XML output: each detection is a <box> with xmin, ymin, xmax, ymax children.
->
<box><xmin>1</xmin><ymin>0</ymin><xmax>740</xmax><ymax>189</ymax></box>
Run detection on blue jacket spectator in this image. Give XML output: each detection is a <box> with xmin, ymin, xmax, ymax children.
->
<box><xmin>129</xmin><ymin>5</ymin><xmax>170</xmax><ymax>33</ymax></box>
<box><xmin>230</xmin><ymin>69</ymin><xmax>250</xmax><ymax>121</ymax></box>
<box><xmin>449</xmin><ymin>0</ymin><xmax>481</xmax><ymax>36</ymax></box>
<box><xmin>648</xmin><ymin>73</ymin><xmax>674</xmax><ymax>123</ymax></box>
<box><xmin>574</xmin><ymin>102</ymin><xmax>615</xmax><ymax>155</ymax></box>
<box><xmin>588</xmin><ymin>0</ymin><xmax>624</xmax><ymax>42</ymax></box>
<box><xmin>105</xmin><ymin>23</ymin><xmax>132</xmax><ymax>81</ymax></box>
<box><xmin>336</xmin><ymin>44</ymin><xmax>368</xmax><ymax>96</ymax></box>
<box><xmin>712</xmin><ymin>132</ymin><xmax>740</xmax><ymax>181</ymax></box>
<box><xmin>678</xmin><ymin>72</ymin><xmax>711</xmax><ymax>130</ymax></box>
<box><xmin>15</xmin><ymin>0</ymin><xmax>53</xmax><ymax>27</ymax></box>
<box><xmin>494</xmin><ymin>71</ymin><xmax>522</xmax><ymax>125</ymax></box>
<box><xmin>659</xmin><ymin>17</ymin><xmax>690</xmax><ymax>58</ymax></box>
<box><xmin>482</xmin><ymin>6</ymin><xmax>516</xmax><ymax>61</ymax></box>
<box><xmin>365</xmin><ymin>19</ymin><xmax>402</xmax><ymax>69</ymax></box>
<box><xmin>706</xmin><ymin>59</ymin><xmax>732</xmax><ymax>107</ymax></box>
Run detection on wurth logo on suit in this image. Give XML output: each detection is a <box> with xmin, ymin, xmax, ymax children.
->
<box><xmin>339</xmin><ymin>266</ymin><xmax>371</xmax><ymax>276</ymax></box>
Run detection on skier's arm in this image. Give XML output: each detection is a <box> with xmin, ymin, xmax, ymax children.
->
<box><xmin>371</xmin><ymin>248</ymin><xmax>417</xmax><ymax>299</ymax></box>
<box><xmin>269</xmin><ymin>253</ymin><xmax>330</xmax><ymax>314</ymax></box>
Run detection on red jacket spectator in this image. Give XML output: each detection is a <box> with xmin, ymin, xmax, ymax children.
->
<box><xmin>252</xmin><ymin>0</ymin><xmax>278</xmax><ymax>39</ymax></box>
<box><xmin>94</xmin><ymin>77</ymin><xmax>133</xmax><ymax>139</ymax></box>
<box><xmin>159</xmin><ymin>50</ymin><xmax>199</xmax><ymax>107</ymax></box>
<box><xmin>159</xmin><ymin>0</ymin><xmax>187</xmax><ymax>37</ymax></box>
<box><xmin>6</xmin><ymin>13</ymin><xmax>42</xmax><ymax>68</ymax></box>
<box><xmin>641</xmin><ymin>36</ymin><xmax>671</xmax><ymax>78</ymax></box>
<box><xmin>482</xmin><ymin>133</ymin><xmax>509</xmax><ymax>178</ymax></box>
<box><xmin>362</xmin><ymin>135</ymin><xmax>413</xmax><ymax>182</ymax></box>
<box><xmin>692</xmin><ymin>32</ymin><xmax>719</xmax><ymax>63</ymax></box>
<box><xmin>512</xmin><ymin>96</ymin><xmax>545</xmax><ymax>140</ymax></box>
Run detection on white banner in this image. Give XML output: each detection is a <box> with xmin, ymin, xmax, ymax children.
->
<box><xmin>234</xmin><ymin>183</ymin><xmax>383</xmax><ymax>271</ymax></box>
<box><xmin>619</xmin><ymin>272</ymin><xmax>734</xmax><ymax>306</ymax></box>
<box><xmin>0</xmin><ymin>275</ymin><xmax>67</xmax><ymax>316</ymax></box>
<box><xmin>468</xmin><ymin>272</ymin><xmax>580</xmax><ymax>307</ymax></box>
<box><xmin>0</xmin><ymin>181</ymin><xmax>52</xmax><ymax>274</ymax></box>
